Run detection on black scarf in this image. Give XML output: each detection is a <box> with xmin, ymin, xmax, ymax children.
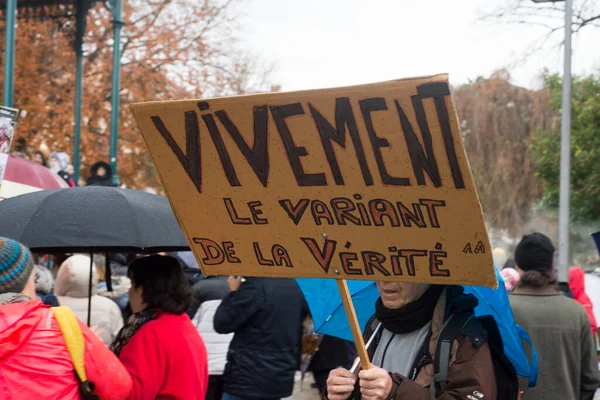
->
<box><xmin>110</xmin><ymin>308</ymin><xmax>162</xmax><ymax>357</ymax></box>
<box><xmin>375</xmin><ymin>285</ymin><xmax>445</xmax><ymax>334</ymax></box>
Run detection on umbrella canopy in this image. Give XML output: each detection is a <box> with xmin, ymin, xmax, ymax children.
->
<box><xmin>0</xmin><ymin>186</ymin><xmax>189</xmax><ymax>253</ymax></box>
<box><xmin>296</xmin><ymin>278</ymin><xmax>378</xmax><ymax>342</ymax></box>
<box><xmin>0</xmin><ymin>155</ymin><xmax>68</xmax><ymax>199</ymax></box>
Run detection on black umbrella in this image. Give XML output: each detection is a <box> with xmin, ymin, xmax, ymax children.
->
<box><xmin>0</xmin><ymin>186</ymin><xmax>189</xmax><ymax>253</ymax></box>
<box><xmin>0</xmin><ymin>186</ymin><xmax>190</xmax><ymax>325</ymax></box>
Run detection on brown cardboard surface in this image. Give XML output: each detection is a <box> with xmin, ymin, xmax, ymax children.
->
<box><xmin>131</xmin><ymin>74</ymin><xmax>496</xmax><ymax>288</ymax></box>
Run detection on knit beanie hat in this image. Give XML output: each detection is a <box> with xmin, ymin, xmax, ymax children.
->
<box><xmin>514</xmin><ymin>232</ymin><xmax>555</xmax><ymax>273</ymax></box>
<box><xmin>0</xmin><ymin>238</ymin><xmax>35</xmax><ymax>294</ymax></box>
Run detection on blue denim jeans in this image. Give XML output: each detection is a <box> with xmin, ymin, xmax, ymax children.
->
<box><xmin>221</xmin><ymin>393</ymin><xmax>280</xmax><ymax>400</ymax></box>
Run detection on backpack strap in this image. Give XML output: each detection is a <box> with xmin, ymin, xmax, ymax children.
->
<box><xmin>430</xmin><ymin>311</ymin><xmax>474</xmax><ymax>393</ymax></box>
<box><xmin>53</xmin><ymin>306</ymin><xmax>100</xmax><ymax>400</ymax></box>
<box><xmin>408</xmin><ymin>329</ymin><xmax>433</xmax><ymax>381</ymax></box>
<box><xmin>365</xmin><ymin>315</ymin><xmax>384</xmax><ymax>352</ymax></box>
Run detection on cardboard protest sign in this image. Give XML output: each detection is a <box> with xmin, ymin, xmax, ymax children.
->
<box><xmin>0</xmin><ymin>106</ymin><xmax>19</xmax><ymax>190</ymax></box>
<box><xmin>131</xmin><ymin>74</ymin><xmax>496</xmax><ymax>287</ymax></box>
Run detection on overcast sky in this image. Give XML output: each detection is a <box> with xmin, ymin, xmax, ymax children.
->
<box><xmin>233</xmin><ymin>0</ymin><xmax>599</xmax><ymax>91</ymax></box>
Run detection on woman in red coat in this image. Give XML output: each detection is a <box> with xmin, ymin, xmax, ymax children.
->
<box><xmin>569</xmin><ymin>266</ymin><xmax>598</xmax><ymax>337</ymax></box>
<box><xmin>110</xmin><ymin>255</ymin><xmax>208</xmax><ymax>399</ymax></box>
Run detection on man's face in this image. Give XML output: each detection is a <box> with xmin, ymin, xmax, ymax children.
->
<box><xmin>376</xmin><ymin>281</ymin><xmax>430</xmax><ymax>309</ymax></box>
<box><xmin>96</xmin><ymin>166</ymin><xmax>106</xmax><ymax>177</ymax></box>
<box><xmin>33</xmin><ymin>153</ymin><xmax>43</xmax><ymax>164</ymax></box>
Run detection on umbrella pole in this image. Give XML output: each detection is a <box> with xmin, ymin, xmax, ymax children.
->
<box><xmin>105</xmin><ymin>252</ymin><xmax>113</xmax><ymax>292</ymax></box>
<box><xmin>87</xmin><ymin>253</ymin><xmax>93</xmax><ymax>326</ymax></box>
<box><xmin>336</xmin><ymin>279</ymin><xmax>371</xmax><ymax>370</ymax></box>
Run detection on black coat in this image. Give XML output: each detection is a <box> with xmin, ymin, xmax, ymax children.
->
<box><xmin>87</xmin><ymin>161</ymin><xmax>114</xmax><ymax>187</ymax></box>
<box><xmin>214</xmin><ymin>277</ymin><xmax>305</xmax><ymax>399</ymax></box>
<box><xmin>187</xmin><ymin>276</ymin><xmax>230</xmax><ymax>318</ymax></box>
<box><xmin>309</xmin><ymin>335</ymin><xmax>357</xmax><ymax>373</ymax></box>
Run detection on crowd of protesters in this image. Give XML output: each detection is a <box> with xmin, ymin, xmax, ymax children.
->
<box><xmin>16</xmin><ymin>145</ymin><xmax>115</xmax><ymax>188</ymax></box>
<box><xmin>1</xmin><ymin>231</ymin><xmax>599</xmax><ymax>400</ymax></box>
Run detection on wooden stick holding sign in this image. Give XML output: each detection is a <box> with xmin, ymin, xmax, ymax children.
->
<box><xmin>336</xmin><ymin>279</ymin><xmax>371</xmax><ymax>371</ymax></box>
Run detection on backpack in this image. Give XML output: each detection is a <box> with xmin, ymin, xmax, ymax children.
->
<box><xmin>434</xmin><ymin>270</ymin><xmax>538</xmax><ymax>399</ymax></box>
<box><xmin>53</xmin><ymin>306</ymin><xmax>100</xmax><ymax>400</ymax></box>
<box><xmin>433</xmin><ymin>302</ymin><xmax>519</xmax><ymax>400</ymax></box>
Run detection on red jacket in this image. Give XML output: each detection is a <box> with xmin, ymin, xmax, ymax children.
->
<box><xmin>119</xmin><ymin>312</ymin><xmax>208</xmax><ymax>400</ymax></box>
<box><xmin>0</xmin><ymin>299</ymin><xmax>132</xmax><ymax>400</ymax></box>
<box><xmin>569</xmin><ymin>267</ymin><xmax>598</xmax><ymax>336</ymax></box>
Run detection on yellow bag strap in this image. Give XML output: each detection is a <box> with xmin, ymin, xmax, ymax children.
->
<box><xmin>53</xmin><ymin>306</ymin><xmax>88</xmax><ymax>383</ymax></box>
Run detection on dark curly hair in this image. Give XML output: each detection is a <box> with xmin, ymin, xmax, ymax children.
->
<box><xmin>128</xmin><ymin>255</ymin><xmax>191</xmax><ymax>314</ymax></box>
<box><xmin>520</xmin><ymin>269</ymin><xmax>557</xmax><ymax>288</ymax></box>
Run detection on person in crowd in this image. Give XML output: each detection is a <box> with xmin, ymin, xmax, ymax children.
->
<box><xmin>110</xmin><ymin>255</ymin><xmax>208</xmax><ymax>399</ymax></box>
<box><xmin>500</xmin><ymin>267</ymin><xmax>520</xmax><ymax>292</ymax></box>
<box><xmin>32</xmin><ymin>150</ymin><xmax>47</xmax><ymax>167</ymax></box>
<box><xmin>309</xmin><ymin>335</ymin><xmax>357</xmax><ymax>394</ymax></box>
<box><xmin>55</xmin><ymin>254</ymin><xmax>123</xmax><ymax>345</ymax></box>
<box><xmin>12</xmin><ymin>138</ymin><xmax>27</xmax><ymax>156</ymax></box>
<box><xmin>49</xmin><ymin>151</ymin><xmax>76</xmax><ymax>187</ymax></box>
<box><xmin>0</xmin><ymin>117</ymin><xmax>13</xmax><ymax>153</ymax></box>
<box><xmin>0</xmin><ymin>237</ymin><xmax>131</xmax><ymax>399</ymax></box>
<box><xmin>87</xmin><ymin>160</ymin><xmax>114</xmax><ymax>186</ymax></box>
<box><xmin>108</xmin><ymin>252</ymin><xmax>138</xmax><ymax>276</ymax></box>
<box><xmin>510</xmin><ymin>233</ymin><xmax>599</xmax><ymax>400</ymax></box>
<box><xmin>569</xmin><ymin>266</ymin><xmax>598</xmax><ymax>338</ymax></box>
<box><xmin>175</xmin><ymin>252</ymin><xmax>204</xmax><ymax>298</ymax></box>
<box><xmin>503</xmin><ymin>257</ymin><xmax>516</xmax><ymax>270</ymax></box>
<box><xmin>214</xmin><ymin>277</ymin><xmax>306</xmax><ymax>400</ymax></box>
<box><xmin>34</xmin><ymin>264</ymin><xmax>59</xmax><ymax>306</ymax></box>
<box><xmin>326</xmin><ymin>281</ymin><xmax>496</xmax><ymax>399</ymax></box>
<box><xmin>493</xmin><ymin>247</ymin><xmax>507</xmax><ymax>269</ymax></box>
<box><xmin>94</xmin><ymin>253</ymin><xmax>131</xmax><ymax>312</ymax></box>
<box><xmin>190</xmin><ymin>275</ymin><xmax>232</xmax><ymax>400</ymax></box>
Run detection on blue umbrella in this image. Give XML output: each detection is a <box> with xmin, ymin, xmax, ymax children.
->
<box><xmin>296</xmin><ymin>278</ymin><xmax>378</xmax><ymax>342</ymax></box>
<box><xmin>298</xmin><ymin>272</ymin><xmax>537</xmax><ymax>384</ymax></box>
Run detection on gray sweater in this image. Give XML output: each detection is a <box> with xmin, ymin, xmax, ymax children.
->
<box><xmin>510</xmin><ymin>289</ymin><xmax>599</xmax><ymax>400</ymax></box>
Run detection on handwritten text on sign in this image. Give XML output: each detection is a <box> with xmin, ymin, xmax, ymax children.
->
<box><xmin>131</xmin><ymin>74</ymin><xmax>496</xmax><ymax>287</ymax></box>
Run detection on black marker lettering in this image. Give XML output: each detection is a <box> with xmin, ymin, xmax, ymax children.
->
<box><xmin>270</xmin><ymin>103</ymin><xmax>326</xmax><ymax>186</ymax></box>
<box><xmin>215</xmin><ymin>106</ymin><xmax>270</xmax><ymax>187</ymax></box>
<box><xmin>360</xmin><ymin>97</ymin><xmax>410</xmax><ymax>186</ymax></box>
<box><xmin>396</xmin><ymin>98</ymin><xmax>441</xmax><ymax>187</ymax></box>
<box><xmin>151</xmin><ymin>112</ymin><xmax>201</xmax><ymax>193</ymax></box>
<box><xmin>309</xmin><ymin>98</ymin><xmax>373</xmax><ymax>186</ymax></box>
<box><xmin>417</xmin><ymin>82</ymin><xmax>465</xmax><ymax>189</ymax></box>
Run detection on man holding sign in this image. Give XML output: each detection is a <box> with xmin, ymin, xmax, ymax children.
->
<box><xmin>326</xmin><ymin>281</ymin><xmax>496</xmax><ymax>399</ymax></box>
<box><xmin>131</xmin><ymin>74</ymin><xmax>500</xmax><ymax>400</ymax></box>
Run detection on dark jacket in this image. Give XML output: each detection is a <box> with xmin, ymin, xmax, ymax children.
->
<box><xmin>332</xmin><ymin>287</ymin><xmax>497</xmax><ymax>400</ymax></box>
<box><xmin>214</xmin><ymin>277</ymin><xmax>305</xmax><ymax>398</ymax></box>
<box><xmin>108</xmin><ymin>253</ymin><xmax>136</xmax><ymax>277</ymax></box>
<box><xmin>58</xmin><ymin>171</ymin><xmax>77</xmax><ymax>187</ymax></box>
<box><xmin>87</xmin><ymin>161</ymin><xmax>114</xmax><ymax>187</ymax></box>
<box><xmin>309</xmin><ymin>335</ymin><xmax>357</xmax><ymax>373</ymax></box>
<box><xmin>187</xmin><ymin>276</ymin><xmax>230</xmax><ymax>318</ymax></box>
